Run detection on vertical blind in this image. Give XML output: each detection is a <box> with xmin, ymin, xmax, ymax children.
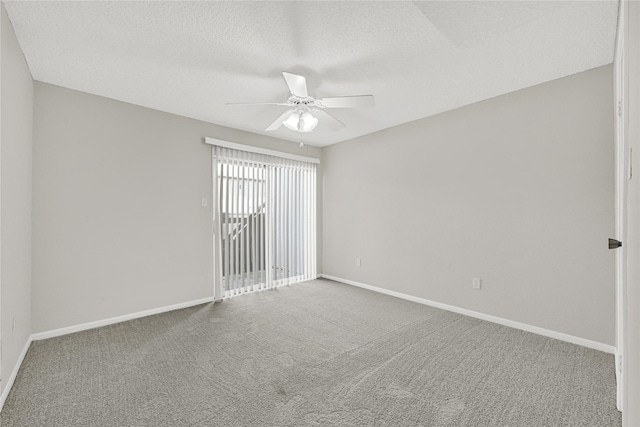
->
<box><xmin>212</xmin><ymin>145</ymin><xmax>317</xmax><ymax>299</ymax></box>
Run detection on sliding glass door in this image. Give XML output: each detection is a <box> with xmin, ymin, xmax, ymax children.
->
<box><xmin>218</xmin><ymin>161</ymin><xmax>267</xmax><ymax>295</ymax></box>
<box><xmin>212</xmin><ymin>145</ymin><xmax>316</xmax><ymax>299</ymax></box>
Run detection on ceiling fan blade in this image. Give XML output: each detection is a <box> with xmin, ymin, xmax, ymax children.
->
<box><xmin>317</xmin><ymin>95</ymin><xmax>375</xmax><ymax>108</ymax></box>
<box><xmin>282</xmin><ymin>72</ymin><xmax>308</xmax><ymax>97</ymax></box>
<box><xmin>313</xmin><ymin>109</ymin><xmax>345</xmax><ymax>131</ymax></box>
<box><xmin>227</xmin><ymin>102</ymin><xmax>290</xmax><ymax>106</ymax></box>
<box><xmin>265</xmin><ymin>109</ymin><xmax>295</xmax><ymax>131</ymax></box>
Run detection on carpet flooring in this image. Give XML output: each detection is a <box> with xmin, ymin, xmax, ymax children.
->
<box><xmin>0</xmin><ymin>279</ymin><xmax>621</xmax><ymax>426</ymax></box>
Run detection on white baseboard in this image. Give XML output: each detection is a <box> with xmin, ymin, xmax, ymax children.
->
<box><xmin>321</xmin><ymin>274</ymin><xmax>616</xmax><ymax>354</ymax></box>
<box><xmin>1</xmin><ymin>296</ymin><xmax>215</xmax><ymax>414</ymax></box>
<box><xmin>31</xmin><ymin>296</ymin><xmax>215</xmax><ymax>341</ymax></box>
<box><xmin>0</xmin><ymin>336</ymin><xmax>33</xmax><ymax>413</ymax></box>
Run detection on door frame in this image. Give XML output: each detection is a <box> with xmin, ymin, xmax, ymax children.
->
<box><xmin>614</xmin><ymin>0</ymin><xmax>628</xmax><ymax>412</ymax></box>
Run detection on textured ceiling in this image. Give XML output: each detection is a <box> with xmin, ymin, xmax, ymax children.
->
<box><xmin>4</xmin><ymin>1</ymin><xmax>618</xmax><ymax>147</ymax></box>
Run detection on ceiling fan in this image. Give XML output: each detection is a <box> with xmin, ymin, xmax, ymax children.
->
<box><xmin>228</xmin><ymin>72</ymin><xmax>375</xmax><ymax>133</ymax></box>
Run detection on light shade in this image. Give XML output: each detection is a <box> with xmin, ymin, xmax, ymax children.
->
<box><xmin>283</xmin><ymin>110</ymin><xmax>318</xmax><ymax>133</ymax></box>
<box><xmin>283</xmin><ymin>112</ymin><xmax>300</xmax><ymax>131</ymax></box>
<box><xmin>300</xmin><ymin>112</ymin><xmax>318</xmax><ymax>132</ymax></box>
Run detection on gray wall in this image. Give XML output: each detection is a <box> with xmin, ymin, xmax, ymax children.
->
<box><xmin>32</xmin><ymin>82</ymin><xmax>321</xmax><ymax>333</ymax></box>
<box><xmin>1</xmin><ymin>4</ymin><xmax>33</xmax><ymax>395</ymax></box>
<box><xmin>323</xmin><ymin>65</ymin><xmax>615</xmax><ymax>346</ymax></box>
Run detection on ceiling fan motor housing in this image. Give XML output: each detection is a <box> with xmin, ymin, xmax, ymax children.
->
<box><xmin>288</xmin><ymin>95</ymin><xmax>317</xmax><ymax>108</ymax></box>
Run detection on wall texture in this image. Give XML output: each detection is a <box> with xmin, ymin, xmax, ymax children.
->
<box><xmin>323</xmin><ymin>65</ymin><xmax>615</xmax><ymax>346</ymax></box>
<box><xmin>32</xmin><ymin>82</ymin><xmax>321</xmax><ymax>333</ymax></box>
<box><xmin>1</xmin><ymin>4</ymin><xmax>33</xmax><ymax>396</ymax></box>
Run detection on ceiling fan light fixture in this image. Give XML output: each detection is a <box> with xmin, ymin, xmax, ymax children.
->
<box><xmin>283</xmin><ymin>111</ymin><xmax>301</xmax><ymax>131</ymax></box>
<box><xmin>300</xmin><ymin>111</ymin><xmax>318</xmax><ymax>132</ymax></box>
<box><xmin>245</xmin><ymin>71</ymin><xmax>374</xmax><ymax>133</ymax></box>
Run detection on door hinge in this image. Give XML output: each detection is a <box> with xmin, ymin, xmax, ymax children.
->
<box><xmin>618</xmin><ymin>100</ymin><xmax>623</xmax><ymax>117</ymax></box>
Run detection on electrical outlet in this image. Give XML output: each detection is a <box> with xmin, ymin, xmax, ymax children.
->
<box><xmin>356</xmin><ymin>258</ymin><xmax>361</xmax><ymax>267</ymax></box>
<box><xmin>472</xmin><ymin>278</ymin><xmax>481</xmax><ymax>290</ymax></box>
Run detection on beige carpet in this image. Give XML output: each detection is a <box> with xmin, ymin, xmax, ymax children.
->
<box><xmin>0</xmin><ymin>279</ymin><xmax>621</xmax><ymax>426</ymax></box>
